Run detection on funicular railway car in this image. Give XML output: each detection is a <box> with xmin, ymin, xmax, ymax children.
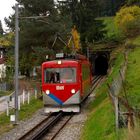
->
<box><xmin>42</xmin><ymin>53</ymin><xmax>92</xmax><ymax>113</ymax></box>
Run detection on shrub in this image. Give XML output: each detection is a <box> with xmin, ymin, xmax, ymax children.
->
<box><xmin>115</xmin><ymin>6</ymin><xmax>140</xmax><ymax>37</ymax></box>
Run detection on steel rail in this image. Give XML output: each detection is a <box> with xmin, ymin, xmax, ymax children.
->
<box><xmin>50</xmin><ymin>114</ymin><xmax>73</xmax><ymax>140</ymax></box>
<box><xmin>18</xmin><ymin>113</ymin><xmax>52</xmax><ymax>140</ymax></box>
<box><xmin>30</xmin><ymin>112</ymin><xmax>63</xmax><ymax>140</ymax></box>
<box><xmin>81</xmin><ymin>76</ymin><xmax>104</xmax><ymax>103</ymax></box>
<box><xmin>92</xmin><ymin>75</ymin><xmax>102</xmax><ymax>85</ymax></box>
<box><xmin>18</xmin><ymin>112</ymin><xmax>73</xmax><ymax>140</ymax></box>
<box><xmin>91</xmin><ymin>76</ymin><xmax>103</xmax><ymax>91</ymax></box>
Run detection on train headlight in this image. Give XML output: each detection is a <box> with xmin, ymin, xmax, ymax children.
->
<box><xmin>58</xmin><ymin>60</ymin><xmax>62</xmax><ymax>65</ymax></box>
<box><xmin>46</xmin><ymin>90</ymin><xmax>50</xmax><ymax>95</ymax></box>
<box><xmin>71</xmin><ymin>89</ymin><xmax>76</xmax><ymax>94</ymax></box>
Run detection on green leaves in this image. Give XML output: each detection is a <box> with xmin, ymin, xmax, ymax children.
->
<box><xmin>57</xmin><ymin>0</ymin><xmax>105</xmax><ymax>52</ymax></box>
<box><xmin>5</xmin><ymin>0</ymin><xmax>72</xmax><ymax>77</ymax></box>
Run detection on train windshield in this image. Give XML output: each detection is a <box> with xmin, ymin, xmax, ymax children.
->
<box><xmin>44</xmin><ymin>68</ymin><xmax>76</xmax><ymax>83</ymax></box>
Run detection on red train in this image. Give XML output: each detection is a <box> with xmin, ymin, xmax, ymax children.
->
<box><xmin>42</xmin><ymin>53</ymin><xmax>92</xmax><ymax>113</ymax></box>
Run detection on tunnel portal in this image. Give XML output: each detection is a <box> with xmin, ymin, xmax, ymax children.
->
<box><xmin>90</xmin><ymin>52</ymin><xmax>110</xmax><ymax>76</ymax></box>
<box><xmin>94</xmin><ymin>55</ymin><xmax>108</xmax><ymax>75</ymax></box>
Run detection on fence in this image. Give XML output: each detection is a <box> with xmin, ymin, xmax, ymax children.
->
<box><xmin>5</xmin><ymin>87</ymin><xmax>40</xmax><ymax>116</ymax></box>
<box><xmin>107</xmin><ymin>51</ymin><xmax>135</xmax><ymax>133</ymax></box>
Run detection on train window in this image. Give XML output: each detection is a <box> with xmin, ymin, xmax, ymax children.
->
<box><xmin>44</xmin><ymin>68</ymin><xmax>76</xmax><ymax>83</ymax></box>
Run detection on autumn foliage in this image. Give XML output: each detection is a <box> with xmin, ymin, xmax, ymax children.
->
<box><xmin>115</xmin><ymin>6</ymin><xmax>140</xmax><ymax>37</ymax></box>
<box><xmin>0</xmin><ymin>32</ymin><xmax>14</xmax><ymax>47</ymax></box>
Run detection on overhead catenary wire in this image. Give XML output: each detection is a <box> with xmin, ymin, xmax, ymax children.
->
<box><xmin>51</xmin><ymin>34</ymin><xmax>67</xmax><ymax>48</ymax></box>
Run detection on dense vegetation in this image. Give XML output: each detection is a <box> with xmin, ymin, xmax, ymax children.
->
<box><xmin>115</xmin><ymin>6</ymin><xmax>140</xmax><ymax>37</ymax></box>
<box><xmin>3</xmin><ymin>0</ymin><xmax>106</xmax><ymax>77</ymax></box>
<box><xmin>0</xmin><ymin>0</ymin><xmax>139</xmax><ymax>78</ymax></box>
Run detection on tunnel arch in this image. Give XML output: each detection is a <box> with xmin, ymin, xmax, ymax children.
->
<box><xmin>94</xmin><ymin>54</ymin><xmax>108</xmax><ymax>75</ymax></box>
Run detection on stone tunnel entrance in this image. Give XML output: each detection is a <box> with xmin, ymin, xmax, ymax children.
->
<box><xmin>94</xmin><ymin>55</ymin><xmax>108</xmax><ymax>75</ymax></box>
<box><xmin>90</xmin><ymin>51</ymin><xmax>110</xmax><ymax>76</ymax></box>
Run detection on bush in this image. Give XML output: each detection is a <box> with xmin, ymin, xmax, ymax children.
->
<box><xmin>102</xmin><ymin>17</ymin><xmax>125</xmax><ymax>43</ymax></box>
<box><xmin>115</xmin><ymin>6</ymin><xmax>140</xmax><ymax>37</ymax></box>
<box><xmin>125</xmin><ymin>39</ymin><xmax>137</xmax><ymax>49</ymax></box>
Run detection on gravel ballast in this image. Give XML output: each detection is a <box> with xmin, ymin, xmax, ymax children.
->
<box><xmin>0</xmin><ymin>109</ymin><xmax>47</xmax><ymax>140</ymax></box>
<box><xmin>54</xmin><ymin>94</ymin><xmax>95</xmax><ymax>140</ymax></box>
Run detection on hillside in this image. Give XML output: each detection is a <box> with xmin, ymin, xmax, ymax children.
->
<box><xmin>125</xmin><ymin>44</ymin><xmax>140</xmax><ymax>107</ymax></box>
<box><xmin>80</xmin><ymin>17</ymin><xmax>140</xmax><ymax>140</ymax></box>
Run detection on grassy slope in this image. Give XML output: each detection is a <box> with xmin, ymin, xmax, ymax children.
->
<box><xmin>81</xmin><ymin>17</ymin><xmax>126</xmax><ymax>140</ymax></box>
<box><xmin>120</xmin><ymin>36</ymin><xmax>140</xmax><ymax>140</ymax></box>
<box><xmin>132</xmin><ymin>36</ymin><xmax>140</xmax><ymax>47</ymax></box>
<box><xmin>125</xmin><ymin>47</ymin><xmax>140</xmax><ymax>107</ymax></box>
<box><xmin>82</xmin><ymin>99</ymin><xmax>116</xmax><ymax>140</ymax></box>
<box><xmin>81</xmin><ymin>17</ymin><xmax>140</xmax><ymax>140</ymax></box>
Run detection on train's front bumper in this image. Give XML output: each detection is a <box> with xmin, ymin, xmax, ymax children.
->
<box><xmin>44</xmin><ymin>105</ymin><xmax>80</xmax><ymax>113</ymax></box>
<box><xmin>43</xmin><ymin>91</ymin><xmax>80</xmax><ymax>113</ymax></box>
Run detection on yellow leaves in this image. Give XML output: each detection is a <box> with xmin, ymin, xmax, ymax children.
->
<box><xmin>0</xmin><ymin>38</ymin><xmax>10</xmax><ymax>46</ymax></box>
<box><xmin>115</xmin><ymin>6</ymin><xmax>140</xmax><ymax>30</ymax></box>
<box><xmin>67</xmin><ymin>26</ymin><xmax>81</xmax><ymax>52</ymax></box>
<box><xmin>0</xmin><ymin>32</ymin><xmax>14</xmax><ymax>47</ymax></box>
<box><xmin>122</xmin><ymin>13</ymin><xmax>134</xmax><ymax>24</ymax></box>
<box><xmin>71</xmin><ymin>26</ymin><xmax>81</xmax><ymax>50</ymax></box>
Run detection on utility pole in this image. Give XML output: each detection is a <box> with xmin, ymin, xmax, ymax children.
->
<box><xmin>14</xmin><ymin>3</ymin><xmax>19</xmax><ymax>124</ymax></box>
<box><xmin>13</xmin><ymin>3</ymin><xmax>49</xmax><ymax>124</ymax></box>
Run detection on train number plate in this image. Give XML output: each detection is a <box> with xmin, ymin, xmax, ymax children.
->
<box><xmin>56</xmin><ymin>86</ymin><xmax>64</xmax><ymax>90</ymax></box>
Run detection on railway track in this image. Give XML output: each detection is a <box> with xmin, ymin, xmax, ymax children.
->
<box><xmin>41</xmin><ymin>113</ymin><xmax>73</xmax><ymax>140</ymax></box>
<box><xmin>81</xmin><ymin>75</ymin><xmax>103</xmax><ymax>103</ymax></box>
<box><xmin>92</xmin><ymin>75</ymin><xmax>102</xmax><ymax>84</ymax></box>
<box><xmin>92</xmin><ymin>76</ymin><xmax>103</xmax><ymax>90</ymax></box>
<box><xmin>18</xmin><ymin>112</ymin><xmax>73</xmax><ymax>140</ymax></box>
<box><xmin>18</xmin><ymin>76</ymin><xmax>103</xmax><ymax>140</ymax></box>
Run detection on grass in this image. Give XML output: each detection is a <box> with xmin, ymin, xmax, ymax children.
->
<box><xmin>81</xmin><ymin>99</ymin><xmax>116</xmax><ymax>140</ymax></box>
<box><xmin>0</xmin><ymin>98</ymin><xmax>43</xmax><ymax>135</ymax></box>
<box><xmin>132</xmin><ymin>36</ymin><xmax>140</xmax><ymax>47</ymax></box>
<box><xmin>80</xmin><ymin>47</ymin><xmax>126</xmax><ymax>140</ymax></box>
<box><xmin>117</xmin><ymin>36</ymin><xmax>140</xmax><ymax>139</ymax></box>
<box><xmin>108</xmin><ymin>48</ymin><xmax>125</xmax><ymax>83</ymax></box>
<box><xmin>125</xmin><ymin>46</ymin><xmax>140</xmax><ymax>107</ymax></box>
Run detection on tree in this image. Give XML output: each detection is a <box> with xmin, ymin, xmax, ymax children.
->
<box><xmin>127</xmin><ymin>0</ymin><xmax>140</xmax><ymax>5</ymax></box>
<box><xmin>98</xmin><ymin>0</ymin><xmax>125</xmax><ymax>16</ymax></box>
<box><xmin>0</xmin><ymin>32</ymin><xmax>14</xmax><ymax>47</ymax></box>
<box><xmin>0</xmin><ymin>20</ymin><xmax>3</xmax><ymax>35</ymax></box>
<box><xmin>114</xmin><ymin>0</ymin><xmax>126</xmax><ymax>13</ymax></box>
<box><xmin>57</xmin><ymin>0</ymin><xmax>105</xmax><ymax>53</ymax></box>
<box><xmin>5</xmin><ymin>0</ymin><xmax>71</xmax><ymax>77</ymax></box>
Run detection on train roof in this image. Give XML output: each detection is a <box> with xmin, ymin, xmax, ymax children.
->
<box><xmin>42</xmin><ymin>59</ymin><xmax>79</xmax><ymax>66</ymax></box>
<box><xmin>42</xmin><ymin>53</ymin><xmax>90</xmax><ymax>67</ymax></box>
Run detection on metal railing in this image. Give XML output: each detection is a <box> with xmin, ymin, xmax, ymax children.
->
<box><xmin>107</xmin><ymin>51</ymin><xmax>132</xmax><ymax>133</ymax></box>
